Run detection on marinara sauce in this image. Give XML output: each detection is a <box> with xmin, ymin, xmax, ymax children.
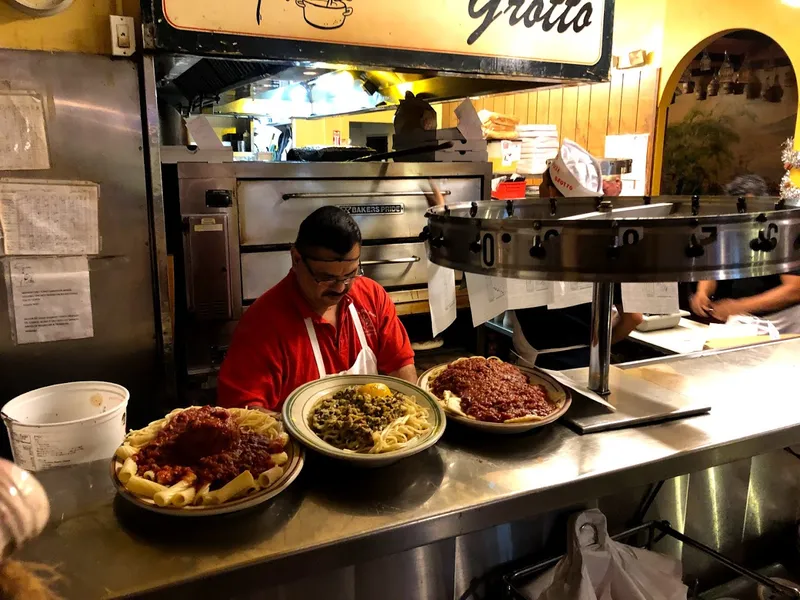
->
<box><xmin>431</xmin><ymin>358</ymin><xmax>555</xmax><ymax>423</ymax></box>
<box><xmin>135</xmin><ymin>406</ymin><xmax>283</xmax><ymax>487</ymax></box>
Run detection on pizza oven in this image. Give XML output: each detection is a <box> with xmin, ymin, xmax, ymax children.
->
<box><xmin>169</xmin><ymin>160</ymin><xmax>491</xmax><ymax>380</ymax></box>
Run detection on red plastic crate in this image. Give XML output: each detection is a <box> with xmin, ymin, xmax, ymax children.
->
<box><xmin>492</xmin><ymin>180</ymin><xmax>527</xmax><ymax>200</ymax></box>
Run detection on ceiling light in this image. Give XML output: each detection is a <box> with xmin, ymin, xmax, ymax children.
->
<box><xmin>303</xmin><ymin>71</ymin><xmax>318</xmax><ymax>76</ymax></box>
<box><xmin>782</xmin><ymin>0</ymin><xmax>800</xmax><ymax>7</ymax></box>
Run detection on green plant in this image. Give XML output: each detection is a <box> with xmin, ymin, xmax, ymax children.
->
<box><xmin>661</xmin><ymin>108</ymin><xmax>741</xmax><ymax>195</ymax></box>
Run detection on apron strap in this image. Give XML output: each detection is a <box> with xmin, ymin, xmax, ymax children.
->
<box><xmin>304</xmin><ymin>318</ymin><xmax>326</xmax><ymax>378</ymax></box>
<box><xmin>348</xmin><ymin>303</ymin><xmax>370</xmax><ymax>352</ymax></box>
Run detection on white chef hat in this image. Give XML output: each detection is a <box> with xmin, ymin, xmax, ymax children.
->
<box><xmin>548</xmin><ymin>138</ymin><xmax>603</xmax><ymax>197</ymax></box>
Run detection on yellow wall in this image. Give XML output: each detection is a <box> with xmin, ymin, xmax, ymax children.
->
<box><xmin>0</xmin><ymin>0</ymin><xmax>139</xmax><ymax>54</ymax></box>
<box><xmin>652</xmin><ymin>0</ymin><xmax>800</xmax><ymax>192</ymax></box>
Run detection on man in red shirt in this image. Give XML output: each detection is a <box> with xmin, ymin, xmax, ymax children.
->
<box><xmin>218</xmin><ymin>206</ymin><xmax>417</xmax><ymax>410</ymax></box>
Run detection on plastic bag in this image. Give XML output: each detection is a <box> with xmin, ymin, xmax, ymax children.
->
<box><xmin>521</xmin><ymin>510</ymin><xmax>688</xmax><ymax>600</ymax></box>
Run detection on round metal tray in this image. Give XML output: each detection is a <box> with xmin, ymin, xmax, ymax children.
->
<box><xmin>423</xmin><ymin>196</ymin><xmax>800</xmax><ymax>282</ymax></box>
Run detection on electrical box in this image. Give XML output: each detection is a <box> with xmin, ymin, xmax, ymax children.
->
<box><xmin>110</xmin><ymin>15</ymin><xmax>135</xmax><ymax>57</ymax></box>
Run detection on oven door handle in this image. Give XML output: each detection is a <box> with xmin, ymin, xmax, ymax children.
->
<box><xmin>282</xmin><ymin>191</ymin><xmax>452</xmax><ymax>201</ymax></box>
<box><xmin>361</xmin><ymin>256</ymin><xmax>421</xmax><ymax>266</ymax></box>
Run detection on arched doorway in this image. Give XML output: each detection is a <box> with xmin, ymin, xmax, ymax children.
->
<box><xmin>660</xmin><ymin>31</ymin><xmax>797</xmax><ymax>195</ymax></box>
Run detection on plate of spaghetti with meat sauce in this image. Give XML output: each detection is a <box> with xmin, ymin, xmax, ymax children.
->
<box><xmin>282</xmin><ymin>375</ymin><xmax>446</xmax><ymax>467</ymax></box>
<box><xmin>419</xmin><ymin>357</ymin><xmax>571</xmax><ymax>434</ymax></box>
<box><xmin>110</xmin><ymin>406</ymin><xmax>304</xmax><ymax>516</ymax></box>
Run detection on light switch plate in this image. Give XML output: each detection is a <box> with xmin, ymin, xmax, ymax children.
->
<box><xmin>110</xmin><ymin>15</ymin><xmax>136</xmax><ymax>57</ymax></box>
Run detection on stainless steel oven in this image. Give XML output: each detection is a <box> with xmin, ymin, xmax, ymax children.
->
<box><xmin>170</xmin><ymin>161</ymin><xmax>491</xmax><ymax>379</ymax></box>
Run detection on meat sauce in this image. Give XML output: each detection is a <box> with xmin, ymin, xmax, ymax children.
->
<box><xmin>431</xmin><ymin>358</ymin><xmax>555</xmax><ymax>423</ymax></box>
<box><xmin>135</xmin><ymin>406</ymin><xmax>283</xmax><ymax>487</ymax></box>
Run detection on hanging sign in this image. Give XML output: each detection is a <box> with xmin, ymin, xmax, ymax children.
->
<box><xmin>149</xmin><ymin>0</ymin><xmax>613</xmax><ymax>74</ymax></box>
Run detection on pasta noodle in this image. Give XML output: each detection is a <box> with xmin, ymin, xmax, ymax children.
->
<box><xmin>309</xmin><ymin>385</ymin><xmax>433</xmax><ymax>454</ymax></box>
<box><xmin>125</xmin><ymin>476</ymin><xmax>167</xmax><ymax>498</ymax></box>
<box><xmin>154</xmin><ymin>480</ymin><xmax>193</xmax><ymax>507</ymax></box>
<box><xmin>118</xmin><ymin>458</ymin><xmax>137</xmax><ymax>484</ymax></box>
<box><xmin>257</xmin><ymin>466</ymin><xmax>284</xmax><ymax>488</ymax></box>
<box><xmin>114</xmin><ymin>405</ymin><xmax>293</xmax><ymax>510</ymax></box>
<box><xmin>115</xmin><ymin>444</ymin><xmax>138</xmax><ymax>461</ymax></box>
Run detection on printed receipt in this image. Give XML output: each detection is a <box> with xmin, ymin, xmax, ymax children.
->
<box><xmin>427</xmin><ymin>262</ymin><xmax>457</xmax><ymax>337</ymax></box>
<box><xmin>0</xmin><ymin>92</ymin><xmax>50</xmax><ymax>171</ymax></box>
<box><xmin>0</xmin><ymin>180</ymin><xmax>100</xmax><ymax>255</ymax></box>
<box><xmin>6</xmin><ymin>256</ymin><xmax>94</xmax><ymax>344</ymax></box>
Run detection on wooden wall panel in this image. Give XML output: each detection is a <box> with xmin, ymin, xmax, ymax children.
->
<box><xmin>504</xmin><ymin>94</ymin><xmax>515</xmax><ymax>117</ymax></box>
<box><xmin>575</xmin><ymin>85</ymin><xmax>592</xmax><ymax>148</ymax></box>
<box><xmin>514</xmin><ymin>93</ymin><xmax>529</xmax><ymax>125</ymax></box>
<box><xmin>527</xmin><ymin>92</ymin><xmax>538</xmax><ymax>124</ymax></box>
<box><xmin>548</xmin><ymin>87</ymin><xmax>564</xmax><ymax>135</ymax></box>
<box><xmin>536</xmin><ymin>90</ymin><xmax>550</xmax><ymax>124</ymax></box>
<box><xmin>607</xmin><ymin>74</ymin><xmax>624</xmax><ymax>136</ymax></box>
<box><xmin>620</xmin><ymin>70</ymin><xmax>642</xmax><ymax>135</ymax></box>
<box><xmin>560</xmin><ymin>86</ymin><xmax>579</xmax><ymax>142</ymax></box>
<box><xmin>588</xmin><ymin>82</ymin><xmax>611</xmax><ymax>158</ymax></box>
<box><xmin>636</xmin><ymin>69</ymin><xmax>660</xmax><ymax>133</ymax></box>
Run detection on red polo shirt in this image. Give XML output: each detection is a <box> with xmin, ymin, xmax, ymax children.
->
<box><xmin>217</xmin><ymin>271</ymin><xmax>415</xmax><ymax>410</ymax></box>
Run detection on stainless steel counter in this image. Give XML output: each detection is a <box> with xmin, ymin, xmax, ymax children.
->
<box><xmin>19</xmin><ymin>340</ymin><xmax>800</xmax><ymax>599</ymax></box>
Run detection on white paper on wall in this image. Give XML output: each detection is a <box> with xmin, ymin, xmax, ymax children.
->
<box><xmin>5</xmin><ymin>256</ymin><xmax>94</xmax><ymax>345</ymax></box>
<box><xmin>0</xmin><ymin>92</ymin><xmax>50</xmax><ymax>171</ymax></box>
<box><xmin>0</xmin><ymin>179</ymin><xmax>100</xmax><ymax>256</ymax></box>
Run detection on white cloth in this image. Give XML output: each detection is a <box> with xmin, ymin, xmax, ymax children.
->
<box><xmin>304</xmin><ymin>302</ymin><xmax>379</xmax><ymax>378</ymax></box>
<box><xmin>549</xmin><ymin>138</ymin><xmax>603</xmax><ymax>197</ymax></box>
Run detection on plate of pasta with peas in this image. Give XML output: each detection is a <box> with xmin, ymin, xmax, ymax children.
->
<box><xmin>111</xmin><ymin>406</ymin><xmax>304</xmax><ymax>516</ymax></box>
<box><xmin>282</xmin><ymin>375</ymin><xmax>446</xmax><ymax>467</ymax></box>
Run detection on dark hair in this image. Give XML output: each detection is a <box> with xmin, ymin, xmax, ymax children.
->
<box><xmin>295</xmin><ymin>206</ymin><xmax>362</xmax><ymax>257</ymax></box>
<box><xmin>725</xmin><ymin>174</ymin><xmax>768</xmax><ymax>197</ymax></box>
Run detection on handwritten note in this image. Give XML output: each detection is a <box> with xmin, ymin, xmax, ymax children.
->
<box><xmin>0</xmin><ymin>180</ymin><xmax>100</xmax><ymax>256</ymax></box>
<box><xmin>427</xmin><ymin>262</ymin><xmax>457</xmax><ymax>337</ymax></box>
<box><xmin>0</xmin><ymin>92</ymin><xmax>50</xmax><ymax>171</ymax></box>
<box><xmin>621</xmin><ymin>283</ymin><xmax>679</xmax><ymax>315</ymax></box>
<box><xmin>5</xmin><ymin>257</ymin><xmax>93</xmax><ymax>344</ymax></box>
<box><xmin>466</xmin><ymin>274</ymin><xmax>551</xmax><ymax>327</ymax></box>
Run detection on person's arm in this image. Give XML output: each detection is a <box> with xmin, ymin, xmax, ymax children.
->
<box><xmin>389</xmin><ymin>364</ymin><xmax>418</xmax><ymax>383</ymax></box>
<box><xmin>711</xmin><ymin>275</ymin><xmax>800</xmax><ymax>320</ymax></box>
<box><xmin>611</xmin><ymin>306</ymin><xmax>643</xmax><ymax>344</ymax></box>
<box><xmin>217</xmin><ymin>315</ymin><xmax>282</xmax><ymax>410</ymax></box>
<box><xmin>690</xmin><ymin>280</ymin><xmax>717</xmax><ymax>317</ymax></box>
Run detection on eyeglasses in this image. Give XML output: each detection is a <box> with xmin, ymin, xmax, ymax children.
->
<box><xmin>301</xmin><ymin>255</ymin><xmax>363</xmax><ymax>285</ymax></box>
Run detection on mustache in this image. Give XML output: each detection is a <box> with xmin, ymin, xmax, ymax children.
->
<box><xmin>322</xmin><ymin>290</ymin><xmax>346</xmax><ymax>298</ymax></box>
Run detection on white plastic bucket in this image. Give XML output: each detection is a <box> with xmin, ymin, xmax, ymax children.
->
<box><xmin>1</xmin><ymin>382</ymin><xmax>129</xmax><ymax>472</ymax></box>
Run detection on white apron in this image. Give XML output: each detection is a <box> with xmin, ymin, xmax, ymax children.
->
<box><xmin>304</xmin><ymin>302</ymin><xmax>379</xmax><ymax>378</ymax></box>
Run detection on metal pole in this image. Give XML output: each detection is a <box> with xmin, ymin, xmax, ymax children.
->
<box><xmin>588</xmin><ymin>282</ymin><xmax>614</xmax><ymax>395</ymax></box>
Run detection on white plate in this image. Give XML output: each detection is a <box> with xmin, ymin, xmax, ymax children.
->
<box><xmin>111</xmin><ymin>439</ymin><xmax>305</xmax><ymax>517</ymax></box>
<box><xmin>282</xmin><ymin>375</ymin><xmax>446</xmax><ymax>467</ymax></box>
<box><xmin>418</xmin><ymin>359</ymin><xmax>572</xmax><ymax>434</ymax></box>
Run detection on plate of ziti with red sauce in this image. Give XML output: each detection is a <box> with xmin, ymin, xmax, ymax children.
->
<box><xmin>418</xmin><ymin>357</ymin><xmax>571</xmax><ymax>434</ymax></box>
<box><xmin>111</xmin><ymin>406</ymin><xmax>304</xmax><ymax>516</ymax></box>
